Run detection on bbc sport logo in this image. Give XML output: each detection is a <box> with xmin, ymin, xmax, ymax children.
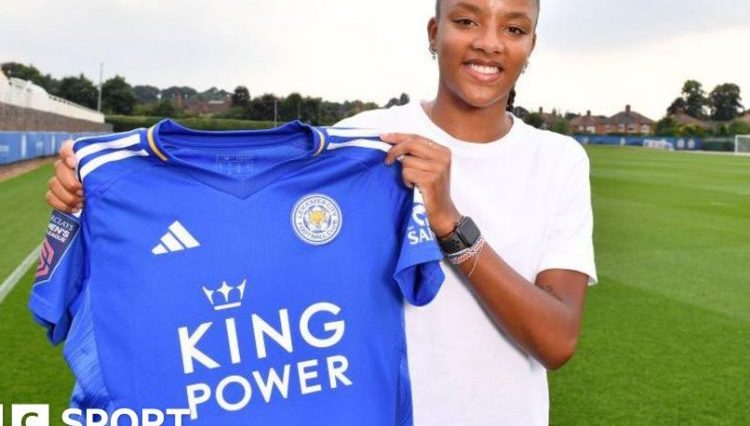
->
<box><xmin>0</xmin><ymin>404</ymin><xmax>191</xmax><ymax>426</ymax></box>
<box><xmin>1</xmin><ymin>405</ymin><xmax>48</xmax><ymax>426</ymax></box>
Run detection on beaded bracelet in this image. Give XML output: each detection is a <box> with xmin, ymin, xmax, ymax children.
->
<box><xmin>446</xmin><ymin>235</ymin><xmax>486</xmax><ymax>265</ymax></box>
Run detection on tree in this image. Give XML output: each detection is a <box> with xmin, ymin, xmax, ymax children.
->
<box><xmin>133</xmin><ymin>85</ymin><xmax>161</xmax><ymax>103</ymax></box>
<box><xmin>550</xmin><ymin>118</ymin><xmax>569</xmax><ymax>135</ymax></box>
<box><xmin>102</xmin><ymin>75</ymin><xmax>137</xmax><ymax>115</ymax></box>
<box><xmin>512</xmin><ymin>106</ymin><xmax>530</xmax><ymax>119</ymax></box>
<box><xmin>676</xmin><ymin>123</ymin><xmax>705</xmax><ymax>137</ymax></box>
<box><xmin>152</xmin><ymin>100</ymin><xmax>179</xmax><ymax>118</ymax></box>
<box><xmin>231</xmin><ymin>86</ymin><xmax>251</xmax><ymax>108</ymax></box>
<box><xmin>57</xmin><ymin>74</ymin><xmax>98</xmax><ymax>109</ymax></box>
<box><xmin>523</xmin><ymin>113</ymin><xmax>544</xmax><ymax>129</ymax></box>
<box><xmin>654</xmin><ymin>117</ymin><xmax>678</xmax><ymax>136</ymax></box>
<box><xmin>248</xmin><ymin>93</ymin><xmax>278</xmax><ymax>121</ymax></box>
<box><xmin>161</xmin><ymin>86</ymin><xmax>197</xmax><ymax>102</ymax></box>
<box><xmin>280</xmin><ymin>92</ymin><xmax>303</xmax><ymax>120</ymax></box>
<box><xmin>728</xmin><ymin>119</ymin><xmax>750</xmax><ymax>136</ymax></box>
<box><xmin>715</xmin><ymin>123</ymin><xmax>730</xmax><ymax>137</ymax></box>
<box><xmin>302</xmin><ymin>97</ymin><xmax>322</xmax><ymax>124</ymax></box>
<box><xmin>709</xmin><ymin>83</ymin><xmax>743</xmax><ymax>121</ymax></box>
<box><xmin>384</xmin><ymin>93</ymin><xmax>410</xmax><ymax>109</ymax></box>
<box><xmin>385</xmin><ymin>97</ymin><xmax>400</xmax><ymax>108</ymax></box>
<box><xmin>564</xmin><ymin>112</ymin><xmax>579</xmax><ymax>121</ymax></box>
<box><xmin>197</xmin><ymin>87</ymin><xmax>230</xmax><ymax>101</ymax></box>
<box><xmin>667</xmin><ymin>97</ymin><xmax>687</xmax><ymax>115</ymax></box>
<box><xmin>1</xmin><ymin>62</ymin><xmax>59</xmax><ymax>94</ymax></box>
<box><xmin>681</xmin><ymin>80</ymin><xmax>708</xmax><ymax>119</ymax></box>
<box><xmin>1</xmin><ymin>62</ymin><xmax>42</xmax><ymax>81</ymax></box>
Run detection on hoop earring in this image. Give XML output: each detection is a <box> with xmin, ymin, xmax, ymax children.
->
<box><xmin>522</xmin><ymin>61</ymin><xmax>529</xmax><ymax>73</ymax></box>
<box><xmin>429</xmin><ymin>45</ymin><xmax>437</xmax><ymax>60</ymax></box>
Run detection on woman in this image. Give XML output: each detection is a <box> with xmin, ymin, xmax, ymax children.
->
<box><xmin>46</xmin><ymin>0</ymin><xmax>596</xmax><ymax>424</ymax></box>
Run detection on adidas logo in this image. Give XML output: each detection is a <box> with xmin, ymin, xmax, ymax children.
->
<box><xmin>152</xmin><ymin>221</ymin><xmax>200</xmax><ymax>255</ymax></box>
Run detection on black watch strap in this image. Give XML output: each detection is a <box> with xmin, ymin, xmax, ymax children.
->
<box><xmin>438</xmin><ymin>216</ymin><xmax>481</xmax><ymax>254</ymax></box>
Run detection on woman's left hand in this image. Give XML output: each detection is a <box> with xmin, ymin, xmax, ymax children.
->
<box><xmin>381</xmin><ymin>133</ymin><xmax>461</xmax><ymax>237</ymax></box>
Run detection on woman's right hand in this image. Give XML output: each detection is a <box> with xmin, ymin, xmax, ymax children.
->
<box><xmin>45</xmin><ymin>140</ymin><xmax>83</xmax><ymax>213</ymax></box>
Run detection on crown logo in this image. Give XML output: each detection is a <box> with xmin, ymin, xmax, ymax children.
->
<box><xmin>202</xmin><ymin>279</ymin><xmax>247</xmax><ymax>311</ymax></box>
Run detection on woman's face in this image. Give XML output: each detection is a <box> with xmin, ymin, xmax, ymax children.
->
<box><xmin>430</xmin><ymin>0</ymin><xmax>537</xmax><ymax>109</ymax></box>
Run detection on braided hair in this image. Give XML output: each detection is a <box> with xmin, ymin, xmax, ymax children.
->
<box><xmin>506</xmin><ymin>88</ymin><xmax>516</xmax><ymax>112</ymax></box>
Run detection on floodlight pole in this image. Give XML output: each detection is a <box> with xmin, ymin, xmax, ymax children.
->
<box><xmin>97</xmin><ymin>62</ymin><xmax>103</xmax><ymax>112</ymax></box>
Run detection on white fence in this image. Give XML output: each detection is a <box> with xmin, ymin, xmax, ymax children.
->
<box><xmin>0</xmin><ymin>72</ymin><xmax>105</xmax><ymax>123</ymax></box>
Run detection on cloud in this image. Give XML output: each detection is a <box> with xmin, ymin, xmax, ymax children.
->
<box><xmin>538</xmin><ymin>0</ymin><xmax>750</xmax><ymax>52</ymax></box>
<box><xmin>1</xmin><ymin>0</ymin><xmax>747</xmax><ymax>119</ymax></box>
<box><xmin>516</xmin><ymin>26</ymin><xmax>750</xmax><ymax>119</ymax></box>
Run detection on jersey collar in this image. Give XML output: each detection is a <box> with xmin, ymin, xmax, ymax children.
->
<box><xmin>141</xmin><ymin>119</ymin><xmax>328</xmax><ymax>199</ymax></box>
<box><xmin>144</xmin><ymin>119</ymin><xmax>327</xmax><ymax>162</ymax></box>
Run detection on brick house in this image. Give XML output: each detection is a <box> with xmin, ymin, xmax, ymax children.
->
<box><xmin>604</xmin><ymin>105</ymin><xmax>655</xmax><ymax>134</ymax></box>
<box><xmin>535</xmin><ymin>107</ymin><xmax>563</xmax><ymax>130</ymax></box>
<box><xmin>185</xmin><ymin>98</ymin><xmax>231</xmax><ymax>117</ymax></box>
<box><xmin>570</xmin><ymin>110</ymin><xmax>608</xmax><ymax>134</ymax></box>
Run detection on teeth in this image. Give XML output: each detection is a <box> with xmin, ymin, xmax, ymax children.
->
<box><xmin>468</xmin><ymin>64</ymin><xmax>500</xmax><ymax>75</ymax></box>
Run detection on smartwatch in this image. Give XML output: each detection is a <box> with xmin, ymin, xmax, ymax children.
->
<box><xmin>438</xmin><ymin>216</ymin><xmax>481</xmax><ymax>255</ymax></box>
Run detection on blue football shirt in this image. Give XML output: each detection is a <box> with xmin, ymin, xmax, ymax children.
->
<box><xmin>29</xmin><ymin>119</ymin><xmax>444</xmax><ymax>425</ymax></box>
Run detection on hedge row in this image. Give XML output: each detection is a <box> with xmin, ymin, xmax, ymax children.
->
<box><xmin>106</xmin><ymin>116</ymin><xmax>278</xmax><ymax>132</ymax></box>
<box><xmin>701</xmin><ymin>140</ymin><xmax>735</xmax><ymax>151</ymax></box>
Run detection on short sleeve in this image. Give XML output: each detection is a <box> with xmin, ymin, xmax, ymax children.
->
<box><xmin>393</xmin><ymin>190</ymin><xmax>445</xmax><ymax>306</ymax></box>
<box><xmin>537</xmin><ymin>145</ymin><xmax>598</xmax><ymax>284</ymax></box>
<box><xmin>28</xmin><ymin>210</ymin><xmax>86</xmax><ymax>344</ymax></box>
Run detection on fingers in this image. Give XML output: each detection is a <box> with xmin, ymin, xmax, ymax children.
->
<box><xmin>45</xmin><ymin>189</ymin><xmax>80</xmax><ymax>213</ymax></box>
<box><xmin>48</xmin><ymin>173</ymin><xmax>81</xmax><ymax>205</ymax></box>
<box><xmin>55</xmin><ymin>159</ymin><xmax>82</xmax><ymax>195</ymax></box>
<box><xmin>401</xmin><ymin>168</ymin><xmax>429</xmax><ymax>189</ymax></box>
<box><xmin>60</xmin><ymin>140</ymin><xmax>78</xmax><ymax>168</ymax></box>
<box><xmin>401</xmin><ymin>155</ymin><xmax>442</xmax><ymax>174</ymax></box>
<box><xmin>49</xmin><ymin>140</ymin><xmax>82</xmax><ymax>212</ymax></box>
<box><xmin>379</xmin><ymin>133</ymin><xmax>416</xmax><ymax>145</ymax></box>
<box><xmin>381</xmin><ymin>133</ymin><xmax>449</xmax><ymax>165</ymax></box>
<box><xmin>402</xmin><ymin>168</ymin><xmax>449</xmax><ymax>193</ymax></box>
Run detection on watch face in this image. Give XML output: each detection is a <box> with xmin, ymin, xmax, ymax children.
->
<box><xmin>458</xmin><ymin>217</ymin><xmax>481</xmax><ymax>246</ymax></box>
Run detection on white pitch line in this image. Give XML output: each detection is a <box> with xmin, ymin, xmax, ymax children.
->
<box><xmin>0</xmin><ymin>243</ymin><xmax>42</xmax><ymax>305</ymax></box>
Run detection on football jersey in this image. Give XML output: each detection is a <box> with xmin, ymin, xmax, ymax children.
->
<box><xmin>29</xmin><ymin>119</ymin><xmax>444</xmax><ymax>425</ymax></box>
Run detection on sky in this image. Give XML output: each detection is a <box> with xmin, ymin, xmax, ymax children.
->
<box><xmin>1</xmin><ymin>0</ymin><xmax>749</xmax><ymax>120</ymax></box>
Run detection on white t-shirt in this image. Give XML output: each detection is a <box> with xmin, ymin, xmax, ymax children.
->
<box><xmin>337</xmin><ymin>101</ymin><xmax>597</xmax><ymax>426</ymax></box>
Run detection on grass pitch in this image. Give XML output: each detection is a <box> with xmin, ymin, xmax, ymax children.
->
<box><xmin>550</xmin><ymin>147</ymin><xmax>750</xmax><ymax>426</ymax></box>
<box><xmin>0</xmin><ymin>164</ymin><xmax>74</xmax><ymax>420</ymax></box>
<box><xmin>0</xmin><ymin>147</ymin><xmax>748</xmax><ymax>425</ymax></box>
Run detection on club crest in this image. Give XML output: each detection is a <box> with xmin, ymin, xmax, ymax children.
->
<box><xmin>291</xmin><ymin>194</ymin><xmax>343</xmax><ymax>245</ymax></box>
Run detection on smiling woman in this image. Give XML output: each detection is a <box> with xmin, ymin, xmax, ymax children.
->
<box><xmin>45</xmin><ymin>0</ymin><xmax>595</xmax><ymax>425</ymax></box>
<box><xmin>342</xmin><ymin>0</ymin><xmax>596</xmax><ymax>424</ymax></box>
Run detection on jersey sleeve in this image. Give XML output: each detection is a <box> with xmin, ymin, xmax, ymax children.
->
<box><xmin>393</xmin><ymin>189</ymin><xmax>445</xmax><ymax>306</ymax></box>
<box><xmin>28</xmin><ymin>210</ymin><xmax>86</xmax><ymax>344</ymax></box>
<box><xmin>536</xmin><ymin>144</ymin><xmax>598</xmax><ymax>284</ymax></box>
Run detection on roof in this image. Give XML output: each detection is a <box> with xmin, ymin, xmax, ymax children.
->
<box><xmin>668</xmin><ymin>112</ymin><xmax>712</xmax><ymax>129</ymax></box>
<box><xmin>570</xmin><ymin>112</ymin><xmax>607</xmax><ymax>127</ymax></box>
<box><xmin>606</xmin><ymin>106</ymin><xmax>655</xmax><ymax>125</ymax></box>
